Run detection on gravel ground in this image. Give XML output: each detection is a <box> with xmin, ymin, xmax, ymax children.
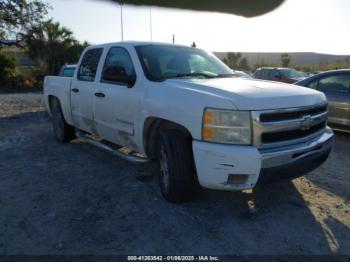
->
<box><xmin>0</xmin><ymin>92</ymin><xmax>349</xmax><ymax>255</ymax></box>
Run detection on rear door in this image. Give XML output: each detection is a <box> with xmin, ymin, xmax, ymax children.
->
<box><xmin>261</xmin><ymin>69</ymin><xmax>270</xmax><ymax>80</ymax></box>
<box><xmin>316</xmin><ymin>73</ymin><xmax>350</xmax><ymax>127</ymax></box>
<box><xmin>70</xmin><ymin>48</ymin><xmax>103</xmax><ymax>133</ymax></box>
<box><xmin>93</xmin><ymin>46</ymin><xmax>140</xmax><ymax>149</ymax></box>
<box><xmin>269</xmin><ymin>69</ymin><xmax>281</xmax><ymax>82</ymax></box>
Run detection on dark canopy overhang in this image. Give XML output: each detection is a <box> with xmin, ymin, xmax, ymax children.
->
<box><xmin>106</xmin><ymin>0</ymin><xmax>285</xmax><ymax>17</ymax></box>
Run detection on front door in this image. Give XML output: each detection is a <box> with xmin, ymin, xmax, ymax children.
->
<box><xmin>93</xmin><ymin>46</ymin><xmax>140</xmax><ymax>150</ymax></box>
<box><xmin>317</xmin><ymin>73</ymin><xmax>350</xmax><ymax>128</ymax></box>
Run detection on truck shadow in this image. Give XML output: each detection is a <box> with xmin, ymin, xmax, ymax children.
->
<box><xmin>306</xmin><ymin>131</ymin><xmax>350</xmax><ymax>203</ymax></box>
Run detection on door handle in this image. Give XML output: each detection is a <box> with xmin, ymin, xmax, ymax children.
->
<box><xmin>72</xmin><ymin>88</ymin><xmax>79</xmax><ymax>93</ymax></box>
<box><xmin>94</xmin><ymin>92</ymin><xmax>105</xmax><ymax>98</ymax></box>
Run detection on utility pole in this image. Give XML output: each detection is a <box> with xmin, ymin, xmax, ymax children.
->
<box><xmin>120</xmin><ymin>1</ymin><xmax>124</xmax><ymax>41</ymax></box>
<box><xmin>172</xmin><ymin>34</ymin><xmax>175</xmax><ymax>44</ymax></box>
<box><xmin>149</xmin><ymin>7</ymin><xmax>153</xmax><ymax>42</ymax></box>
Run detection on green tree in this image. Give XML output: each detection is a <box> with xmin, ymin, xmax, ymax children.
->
<box><xmin>238</xmin><ymin>57</ymin><xmax>250</xmax><ymax>71</ymax></box>
<box><xmin>281</xmin><ymin>53</ymin><xmax>291</xmax><ymax>67</ymax></box>
<box><xmin>25</xmin><ymin>19</ymin><xmax>86</xmax><ymax>75</ymax></box>
<box><xmin>0</xmin><ymin>52</ymin><xmax>18</xmax><ymax>83</ymax></box>
<box><xmin>222</xmin><ymin>52</ymin><xmax>250</xmax><ymax>70</ymax></box>
<box><xmin>223</xmin><ymin>52</ymin><xmax>242</xmax><ymax>69</ymax></box>
<box><xmin>0</xmin><ymin>0</ymin><xmax>49</xmax><ymax>45</ymax></box>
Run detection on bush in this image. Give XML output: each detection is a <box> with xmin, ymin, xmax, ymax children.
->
<box><xmin>0</xmin><ymin>52</ymin><xmax>18</xmax><ymax>85</ymax></box>
<box><xmin>320</xmin><ymin>61</ymin><xmax>349</xmax><ymax>71</ymax></box>
<box><xmin>0</xmin><ymin>51</ymin><xmax>44</xmax><ymax>91</ymax></box>
<box><xmin>8</xmin><ymin>66</ymin><xmax>44</xmax><ymax>90</ymax></box>
<box><xmin>294</xmin><ymin>65</ymin><xmax>314</xmax><ymax>73</ymax></box>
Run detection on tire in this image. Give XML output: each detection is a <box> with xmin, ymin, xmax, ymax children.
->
<box><xmin>158</xmin><ymin>129</ymin><xmax>196</xmax><ymax>203</ymax></box>
<box><xmin>51</xmin><ymin>98</ymin><xmax>75</xmax><ymax>143</ymax></box>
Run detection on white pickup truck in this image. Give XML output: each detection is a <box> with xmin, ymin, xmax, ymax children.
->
<box><xmin>44</xmin><ymin>41</ymin><xmax>334</xmax><ymax>202</ymax></box>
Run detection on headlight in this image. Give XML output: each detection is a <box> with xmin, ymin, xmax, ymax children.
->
<box><xmin>202</xmin><ymin>108</ymin><xmax>252</xmax><ymax>145</ymax></box>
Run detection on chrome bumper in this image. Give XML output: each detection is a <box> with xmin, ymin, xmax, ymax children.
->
<box><xmin>259</xmin><ymin>127</ymin><xmax>333</xmax><ymax>179</ymax></box>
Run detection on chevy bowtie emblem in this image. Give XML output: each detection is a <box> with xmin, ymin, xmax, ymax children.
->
<box><xmin>300</xmin><ymin>115</ymin><xmax>312</xmax><ymax>130</ymax></box>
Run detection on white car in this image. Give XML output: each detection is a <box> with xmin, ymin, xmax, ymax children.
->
<box><xmin>43</xmin><ymin>41</ymin><xmax>333</xmax><ymax>202</ymax></box>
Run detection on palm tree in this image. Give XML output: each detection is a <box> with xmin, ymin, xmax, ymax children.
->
<box><xmin>25</xmin><ymin>19</ymin><xmax>84</xmax><ymax>75</ymax></box>
<box><xmin>281</xmin><ymin>53</ymin><xmax>291</xmax><ymax>68</ymax></box>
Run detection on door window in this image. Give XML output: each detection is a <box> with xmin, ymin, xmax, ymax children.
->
<box><xmin>270</xmin><ymin>69</ymin><xmax>281</xmax><ymax>80</ymax></box>
<box><xmin>317</xmin><ymin>74</ymin><xmax>350</xmax><ymax>93</ymax></box>
<box><xmin>101</xmin><ymin>47</ymin><xmax>136</xmax><ymax>85</ymax></box>
<box><xmin>253</xmin><ymin>70</ymin><xmax>262</xmax><ymax>78</ymax></box>
<box><xmin>306</xmin><ymin>79</ymin><xmax>319</xmax><ymax>89</ymax></box>
<box><xmin>77</xmin><ymin>48</ymin><xmax>103</xmax><ymax>81</ymax></box>
<box><xmin>261</xmin><ymin>69</ymin><xmax>270</xmax><ymax>79</ymax></box>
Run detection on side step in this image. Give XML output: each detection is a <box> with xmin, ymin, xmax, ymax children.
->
<box><xmin>76</xmin><ymin>131</ymin><xmax>150</xmax><ymax>164</ymax></box>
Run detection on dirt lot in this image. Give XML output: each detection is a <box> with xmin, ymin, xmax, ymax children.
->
<box><xmin>0</xmin><ymin>92</ymin><xmax>349</xmax><ymax>255</ymax></box>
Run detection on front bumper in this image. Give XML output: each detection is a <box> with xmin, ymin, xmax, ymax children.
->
<box><xmin>192</xmin><ymin>127</ymin><xmax>334</xmax><ymax>190</ymax></box>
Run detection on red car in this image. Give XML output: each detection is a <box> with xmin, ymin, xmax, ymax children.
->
<box><xmin>253</xmin><ymin>67</ymin><xmax>307</xmax><ymax>83</ymax></box>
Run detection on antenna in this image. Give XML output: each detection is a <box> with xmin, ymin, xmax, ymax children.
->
<box><xmin>120</xmin><ymin>1</ymin><xmax>124</xmax><ymax>41</ymax></box>
<box><xmin>149</xmin><ymin>7</ymin><xmax>153</xmax><ymax>42</ymax></box>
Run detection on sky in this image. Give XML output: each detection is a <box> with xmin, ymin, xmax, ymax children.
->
<box><xmin>47</xmin><ymin>0</ymin><xmax>350</xmax><ymax>55</ymax></box>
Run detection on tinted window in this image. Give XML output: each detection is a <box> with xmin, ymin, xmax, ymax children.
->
<box><xmin>270</xmin><ymin>69</ymin><xmax>280</xmax><ymax>80</ymax></box>
<box><xmin>78</xmin><ymin>48</ymin><xmax>103</xmax><ymax>81</ymax></box>
<box><xmin>262</xmin><ymin>69</ymin><xmax>270</xmax><ymax>78</ymax></box>
<box><xmin>101</xmin><ymin>47</ymin><xmax>135</xmax><ymax>84</ymax></box>
<box><xmin>317</xmin><ymin>74</ymin><xmax>350</xmax><ymax>93</ymax></box>
<box><xmin>280</xmin><ymin>69</ymin><xmax>307</xmax><ymax>78</ymax></box>
<box><xmin>253</xmin><ymin>69</ymin><xmax>262</xmax><ymax>78</ymax></box>
<box><xmin>306</xmin><ymin>79</ymin><xmax>318</xmax><ymax>89</ymax></box>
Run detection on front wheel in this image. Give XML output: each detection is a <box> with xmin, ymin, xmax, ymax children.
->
<box><xmin>158</xmin><ymin>130</ymin><xmax>196</xmax><ymax>203</ymax></box>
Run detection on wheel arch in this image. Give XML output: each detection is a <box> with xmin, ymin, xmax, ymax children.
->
<box><xmin>143</xmin><ymin>117</ymin><xmax>193</xmax><ymax>160</ymax></box>
<box><xmin>47</xmin><ymin>95</ymin><xmax>60</xmax><ymax>116</ymax></box>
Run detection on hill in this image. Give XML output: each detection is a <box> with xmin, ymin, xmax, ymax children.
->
<box><xmin>214</xmin><ymin>52</ymin><xmax>350</xmax><ymax>68</ymax></box>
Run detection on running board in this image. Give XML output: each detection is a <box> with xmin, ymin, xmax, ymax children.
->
<box><xmin>76</xmin><ymin>131</ymin><xmax>150</xmax><ymax>164</ymax></box>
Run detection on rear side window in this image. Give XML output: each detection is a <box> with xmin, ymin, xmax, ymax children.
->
<box><xmin>78</xmin><ymin>48</ymin><xmax>103</xmax><ymax>81</ymax></box>
<box><xmin>270</xmin><ymin>69</ymin><xmax>280</xmax><ymax>80</ymax></box>
<box><xmin>262</xmin><ymin>69</ymin><xmax>270</xmax><ymax>78</ymax></box>
<box><xmin>62</xmin><ymin>67</ymin><xmax>75</xmax><ymax>77</ymax></box>
<box><xmin>317</xmin><ymin>74</ymin><xmax>350</xmax><ymax>93</ymax></box>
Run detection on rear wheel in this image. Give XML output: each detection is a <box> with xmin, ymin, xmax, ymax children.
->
<box><xmin>51</xmin><ymin>98</ymin><xmax>75</xmax><ymax>143</ymax></box>
<box><xmin>158</xmin><ymin>129</ymin><xmax>196</xmax><ymax>203</ymax></box>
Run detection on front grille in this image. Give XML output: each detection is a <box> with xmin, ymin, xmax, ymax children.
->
<box><xmin>260</xmin><ymin>105</ymin><xmax>327</xmax><ymax>122</ymax></box>
<box><xmin>261</xmin><ymin>122</ymin><xmax>326</xmax><ymax>143</ymax></box>
<box><xmin>252</xmin><ymin>104</ymin><xmax>328</xmax><ymax>149</ymax></box>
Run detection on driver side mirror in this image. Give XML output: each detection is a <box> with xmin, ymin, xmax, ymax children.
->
<box><xmin>102</xmin><ymin>65</ymin><xmax>136</xmax><ymax>87</ymax></box>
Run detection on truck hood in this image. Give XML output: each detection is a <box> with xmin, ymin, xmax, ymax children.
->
<box><xmin>165</xmin><ymin>77</ymin><xmax>326</xmax><ymax>110</ymax></box>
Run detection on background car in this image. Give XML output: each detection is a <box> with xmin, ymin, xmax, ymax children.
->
<box><xmin>253</xmin><ymin>67</ymin><xmax>307</xmax><ymax>83</ymax></box>
<box><xmin>58</xmin><ymin>64</ymin><xmax>77</xmax><ymax>77</ymax></box>
<box><xmin>295</xmin><ymin>69</ymin><xmax>350</xmax><ymax>131</ymax></box>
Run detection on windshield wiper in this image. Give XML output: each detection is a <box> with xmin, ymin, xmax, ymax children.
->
<box><xmin>164</xmin><ymin>72</ymin><xmax>215</xmax><ymax>79</ymax></box>
<box><xmin>213</xmin><ymin>73</ymin><xmax>237</xmax><ymax>78</ymax></box>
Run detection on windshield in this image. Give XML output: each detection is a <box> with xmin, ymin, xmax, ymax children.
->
<box><xmin>280</xmin><ymin>69</ymin><xmax>307</xmax><ymax>78</ymax></box>
<box><xmin>135</xmin><ymin>45</ymin><xmax>234</xmax><ymax>81</ymax></box>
